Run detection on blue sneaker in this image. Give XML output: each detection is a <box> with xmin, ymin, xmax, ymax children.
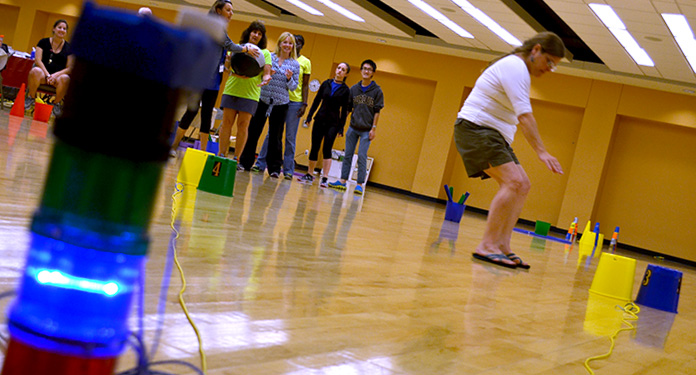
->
<box><xmin>354</xmin><ymin>185</ymin><xmax>363</xmax><ymax>195</ymax></box>
<box><xmin>328</xmin><ymin>180</ymin><xmax>346</xmax><ymax>191</ymax></box>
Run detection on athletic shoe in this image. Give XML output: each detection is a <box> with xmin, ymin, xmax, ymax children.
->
<box><xmin>250</xmin><ymin>165</ymin><xmax>261</xmax><ymax>173</ymax></box>
<box><xmin>25</xmin><ymin>96</ymin><xmax>35</xmax><ymax>112</ymax></box>
<box><xmin>320</xmin><ymin>177</ymin><xmax>328</xmax><ymax>188</ymax></box>
<box><xmin>354</xmin><ymin>185</ymin><xmax>364</xmax><ymax>195</ymax></box>
<box><xmin>169</xmin><ymin>149</ymin><xmax>177</xmax><ymax>158</ymax></box>
<box><xmin>52</xmin><ymin>102</ymin><xmax>63</xmax><ymax>118</ymax></box>
<box><xmin>237</xmin><ymin>164</ymin><xmax>246</xmax><ymax>172</ymax></box>
<box><xmin>328</xmin><ymin>180</ymin><xmax>346</xmax><ymax>191</ymax></box>
<box><xmin>298</xmin><ymin>173</ymin><xmax>314</xmax><ymax>184</ymax></box>
<box><xmin>269</xmin><ymin>171</ymin><xmax>279</xmax><ymax>178</ymax></box>
<box><xmin>284</xmin><ymin>173</ymin><xmax>293</xmax><ymax>180</ymax></box>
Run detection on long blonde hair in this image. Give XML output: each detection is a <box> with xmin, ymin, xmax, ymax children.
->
<box><xmin>275</xmin><ymin>32</ymin><xmax>297</xmax><ymax>60</ymax></box>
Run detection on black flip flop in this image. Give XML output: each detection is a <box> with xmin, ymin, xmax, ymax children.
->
<box><xmin>472</xmin><ymin>253</ymin><xmax>518</xmax><ymax>269</ymax></box>
<box><xmin>506</xmin><ymin>253</ymin><xmax>531</xmax><ymax>269</ymax></box>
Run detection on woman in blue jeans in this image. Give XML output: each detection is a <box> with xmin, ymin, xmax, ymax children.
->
<box><xmin>252</xmin><ymin>35</ymin><xmax>311</xmax><ymax>179</ymax></box>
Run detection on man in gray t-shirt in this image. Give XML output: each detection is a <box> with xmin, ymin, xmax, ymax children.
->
<box><xmin>328</xmin><ymin>59</ymin><xmax>384</xmax><ymax>196</ymax></box>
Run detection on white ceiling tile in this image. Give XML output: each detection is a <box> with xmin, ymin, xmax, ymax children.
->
<box><xmin>607</xmin><ymin>0</ymin><xmax>655</xmax><ymax>11</ymax></box>
<box><xmin>625</xmin><ymin>21</ymin><xmax>673</xmax><ymax>36</ymax></box>
<box><xmin>678</xmin><ymin>5</ymin><xmax>696</xmax><ymax>19</ymax></box>
<box><xmin>652</xmin><ymin>1</ymin><xmax>680</xmax><ymax>14</ymax></box>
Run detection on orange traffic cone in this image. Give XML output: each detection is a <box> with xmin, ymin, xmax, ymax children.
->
<box><xmin>10</xmin><ymin>84</ymin><xmax>26</xmax><ymax>117</ymax></box>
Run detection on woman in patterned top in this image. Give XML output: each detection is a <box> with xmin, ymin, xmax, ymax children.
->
<box><xmin>240</xmin><ymin>32</ymin><xmax>300</xmax><ymax>176</ymax></box>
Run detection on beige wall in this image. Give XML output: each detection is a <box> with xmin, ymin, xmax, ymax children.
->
<box><xmin>595</xmin><ymin>116</ymin><xmax>696</xmax><ymax>260</ymax></box>
<box><xmin>4</xmin><ymin>0</ymin><xmax>696</xmax><ymax>261</ymax></box>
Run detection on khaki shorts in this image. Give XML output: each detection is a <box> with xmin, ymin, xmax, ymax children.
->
<box><xmin>454</xmin><ymin>118</ymin><xmax>519</xmax><ymax>180</ymax></box>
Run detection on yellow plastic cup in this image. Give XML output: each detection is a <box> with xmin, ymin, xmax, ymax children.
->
<box><xmin>589</xmin><ymin>252</ymin><xmax>636</xmax><ymax>301</ymax></box>
<box><xmin>578</xmin><ymin>232</ymin><xmax>604</xmax><ymax>257</ymax></box>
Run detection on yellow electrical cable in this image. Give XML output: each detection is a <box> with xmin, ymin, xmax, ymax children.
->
<box><xmin>170</xmin><ymin>183</ymin><xmax>208</xmax><ymax>374</ymax></box>
<box><xmin>583</xmin><ymin>302</ymin><xmax>640</xmax><ymax>374</ymax></box>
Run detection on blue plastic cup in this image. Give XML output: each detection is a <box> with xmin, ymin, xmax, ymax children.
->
<box><xmin>635</xmin><ymin>264</ymin><xmax>682</xmax><ymax>313</ymax></box>
<box><xmin>444</xmin><ymin>201</ymin><xmax>465</xmax><ymax>223</ymax></box>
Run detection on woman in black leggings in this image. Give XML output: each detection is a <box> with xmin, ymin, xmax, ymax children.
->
<box><xmin>168</xmin><ymin>0</ymin><xmax>258</xmax><ymax>157</ymax></box>
<box><xmin>301</xmin><ymin>62</ymin><xmax>351</xmax><ymax>187</ymax></box>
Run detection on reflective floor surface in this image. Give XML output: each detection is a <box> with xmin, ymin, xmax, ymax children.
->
<box><xmin>1</xmin><ymin>113</ymin><xmax>695</xmax><ymax>374</ymax></box>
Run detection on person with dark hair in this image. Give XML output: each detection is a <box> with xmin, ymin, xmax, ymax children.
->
<box><xmin>456</xmin><ymin>31</ymin><xmax>565</xmax><ymax>269</ymax></box>
<box><xmin>218</xmin><ymin>20</ymin><xmax>272</xmax><ymax>164</ymax></box>
<box><xmin>169</xmin><ymin>0</ymin><xmax>259</xmax><ymax>157</ymax></box>
<box><xmin>300</xmin><ymin>62</ymin><xmax>351</xmax><ymax>187</ymax></box>
<box><xmin>238</xmin><ymin>32</ymin><xmax>300</xmax><ymax>176</ymax></box>
<box><xmin>252</xmin><ymin>34</ymin><xmax>311</xmax><ymax>179</ymax></box>
<box><xmin>328</xmin><ymin>59</ymin><xmax>384</xmax><ymax>195</ymax></box>
<box><xmin>25</xmin><ymin>19</ymin><xmax>73</xmax><ymax>118</ymax></box>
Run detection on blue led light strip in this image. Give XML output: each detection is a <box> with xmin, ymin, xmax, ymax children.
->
<box><xmin>35</xmin><ymin>269</ymin><xmax>121</xmax><ymax>296</ymax></box>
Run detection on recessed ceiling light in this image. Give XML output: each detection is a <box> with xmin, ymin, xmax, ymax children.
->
<box><xmin>662</xmin><ymin>13</ymin><xmax>696</xmax><ymax>74</ymax></box>
<box><xmin>407</xmin><ymin>0</ymin><xmax>473</xmax><ymax>38</ymax></box>
<box><xmin>450</xmin><ymin>0</ymin><xmax>521</xmax><ymax>46</ymax></box>
<box><xmin>376</xmin><ymin>38</ymin><xmax>387</xmax><ymax>43</ymax></box>
<box><xmin>589</xmin><ymin>3</ymin><xmax>654</xmax><ymax>66</ymax></box>
<box><xmin>286</xmin><ymin>0</ymin><xmax>323</xmax><ymax>16</ymax></box>
<box><xmin>315</xmin><ymin>0</ymin><xmax>364</xmax><ymax>22</ymax></box>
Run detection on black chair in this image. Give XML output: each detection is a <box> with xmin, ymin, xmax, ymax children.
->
<box><xmin>36</xmin><ymin>83</ymin><xmax>57</xmax><ymax>104</ymax></box>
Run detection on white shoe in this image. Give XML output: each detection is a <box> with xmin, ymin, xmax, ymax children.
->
<box><xmin>169</xmin><ymin>149</ymin><xmax>177</xmax><ymax>158</ymax></box>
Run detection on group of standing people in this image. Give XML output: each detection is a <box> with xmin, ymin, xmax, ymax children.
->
<box><xmin>169</xmin><ymin>1</ymin><xmax>311</xmax><ymax>183</ymax></box>
<box><xmin>169</xmin><ymin>0</ymin><xmax>385</xmax><ymax>196</ymax></box>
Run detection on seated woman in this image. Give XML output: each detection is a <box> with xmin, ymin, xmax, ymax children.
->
<box><xmin>25</xmin><ymin>19</ymin><xmax>74</xmax><ymax>118</ymax></box>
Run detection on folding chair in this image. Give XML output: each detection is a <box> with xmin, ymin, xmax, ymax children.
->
<box><xmin>36</xmin><ymin>84</ymin><xmax>57</xmax><ymax>104</ymax></box>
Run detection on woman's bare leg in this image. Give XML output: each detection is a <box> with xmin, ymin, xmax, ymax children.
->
<box><xmin>474</xmin><ymin>161</ymin><xmax>531</xmax><ymax>266</ymax></box>
<box><xmin>233</xmin><ymin>111</ymin><xmax>253</xmax><ymax>160</ymax></box>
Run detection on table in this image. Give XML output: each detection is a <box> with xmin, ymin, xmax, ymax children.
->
<box><xmin>1</xmin><ymin>55</ymin><xmax>34</xmax><ymax>88</ymax></box>
<box><xmin>1</xmin><ymin>55</ymin><xmax>34</xmax><ymax>108</ymax></box>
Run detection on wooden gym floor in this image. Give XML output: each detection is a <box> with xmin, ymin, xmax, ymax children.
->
<box><xmin>0</xmin><ymin>114</ymin><xmax>695</xmax><ymax>374</ymax></box>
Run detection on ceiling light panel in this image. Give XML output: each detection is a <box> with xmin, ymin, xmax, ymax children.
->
<box><xmin>262</xmin><ymin>0</ymin><xmax>412</xmax><ymax>37</ymax></box>
<box><xmin>589</xmin><ymin>3</ymin><xmax>654</xmax><ymax>67</ymax></box>
<box><xmin>380</xmin><ymin>0</ymin><xmax>535</xmax><ymax>52</ymax></box>
<box><xmin>662</xmin><ymin>13</ymin><xmax>696</xmax><ymax>74</ymax></box>
<box><xmin>543</xmin><ymin>1</ymin><xmax>644</xmax><ymax>76</ymax></box>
